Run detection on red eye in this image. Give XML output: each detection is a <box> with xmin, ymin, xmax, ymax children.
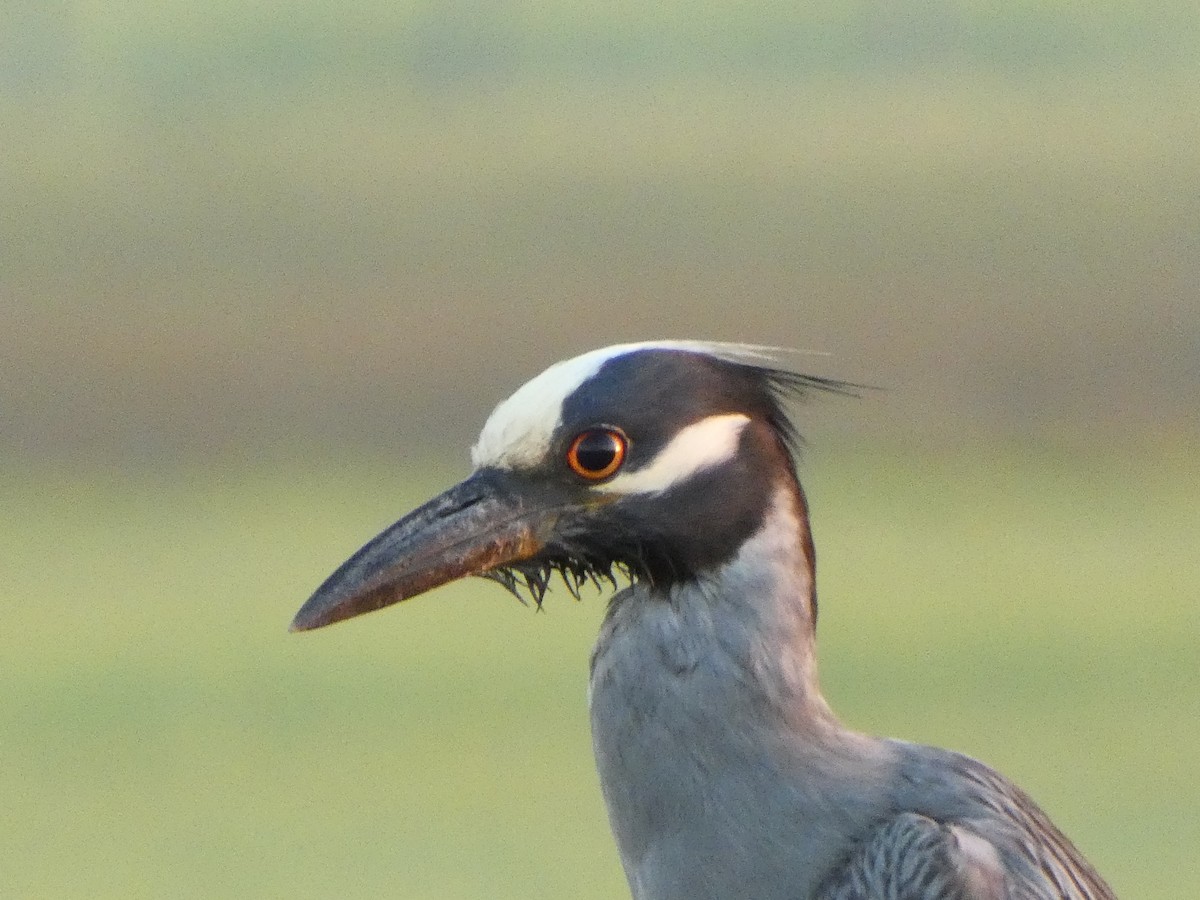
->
<box><xmin>566</xmin><ymin>429</ymin><xmax>628</xmax><ymax>481</ymax></box>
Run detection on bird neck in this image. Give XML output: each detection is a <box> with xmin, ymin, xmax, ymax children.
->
<box><xmin>589</xmin><ymin>478</ymin><xmax>886</xmax><ymax>900</ymax></box>
<box><xmin>688</xmin><ymin>476</ymin><xmax>833</xmax><ymax>727</ymax></box>
<box><xmin>593</xmin><ymin>477</ymin><xmax>835</xmax><ymax>731</ymax></box>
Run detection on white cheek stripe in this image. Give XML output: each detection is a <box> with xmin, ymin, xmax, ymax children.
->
<box><xmin>599</xmin><ymin>413</ymin><xmax>751</xmax><ymax>495</ymax></box>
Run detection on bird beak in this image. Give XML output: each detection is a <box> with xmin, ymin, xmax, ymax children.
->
<box><xmin>290</xmin><ymin>469</ymin><xmax>557</xmax><ymax>631</ymax></box>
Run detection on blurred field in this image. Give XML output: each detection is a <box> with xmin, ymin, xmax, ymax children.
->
<box><xmin>4</xmin><ymin>0</ymin><xmax>1199</xmax><ymax>461</ymax></box>
<box><xmin>4</xmin><ymin>2</ymin><xmax>1199</xmax><ymax>897</ymax></box>
<box><xmin>2</xmin><ymin>442</ymin><xmax>1196</xmax><ymax>898</ymax></box>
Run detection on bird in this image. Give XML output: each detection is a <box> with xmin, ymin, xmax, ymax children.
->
<box><xmin>291</xmin><ymin>340</ymin><xmax>1115</xmax><ymax>900</ymax></box>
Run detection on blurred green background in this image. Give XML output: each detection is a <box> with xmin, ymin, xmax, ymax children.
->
<box><xmin>3</xmin><ymin>2</ymin><xmax>1198</xmax><ymax>897</ymax></box>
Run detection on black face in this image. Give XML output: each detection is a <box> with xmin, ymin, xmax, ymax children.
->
<box><xmin>489</xmin><ymin>349</ymin><xmax>834</xmax><ymax>597</ymax></box>
<box><xmin>291</xmin><ymin>347</ymin><xmax>850</xmax><ymax>630</ymax></box>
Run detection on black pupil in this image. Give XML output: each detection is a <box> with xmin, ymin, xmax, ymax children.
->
<box><xmin>575</xmin><ymin>432</ymin><xmax>618</xmax><ymax>473</ymax></box>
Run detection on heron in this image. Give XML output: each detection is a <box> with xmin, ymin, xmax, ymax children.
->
<box><xmin>292</xmin><ymin>340</ymin><xmax>1114</xmax><ymax>899</ymax></box>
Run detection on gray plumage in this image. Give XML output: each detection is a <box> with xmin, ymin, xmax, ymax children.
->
<box><xmin>589</xmin><ymin>461</ymin><xmax>1112</xmax><ymax>900</ymax></box>
<box><xmin>293</xmin><ymin>341</ymin><xmax>1116</xmax><ymax>900</ymax></box>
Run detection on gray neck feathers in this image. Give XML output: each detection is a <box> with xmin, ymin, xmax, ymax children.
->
<box><xmin>681</xmin><ymin>480</ymin><xmax>831</xmax><ymax>727</ymax></box>
<box><xmin>589</xmin><ymin>480</ymin><xmax>894</xmax><ymax>900</ymax></box>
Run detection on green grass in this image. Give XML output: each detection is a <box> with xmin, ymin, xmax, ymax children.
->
<box><xmin>2</xmin><ymin>443</ymin><xmax>1196</xmax><ymax>897</ymax></box>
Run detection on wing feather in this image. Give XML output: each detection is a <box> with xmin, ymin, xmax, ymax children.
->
<box><xmin>816</xmin><ymin>749</ymin><xmax>1115</xmax><ymax>899</ymax></box>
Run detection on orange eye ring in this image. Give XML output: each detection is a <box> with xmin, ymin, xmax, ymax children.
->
<box><xmin>566</xmin><ymin>428</ymin><xmax>628</xmax><ymax>481</ymax></box>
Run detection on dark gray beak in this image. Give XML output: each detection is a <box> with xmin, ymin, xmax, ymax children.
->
<box><xmin>290</xmin><ymin>470</ymin><xmax>559</xmax><ymax>631</ymax></box>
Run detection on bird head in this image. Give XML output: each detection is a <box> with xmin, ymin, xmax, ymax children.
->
<box><xmin>290</xmin><ymin>341</ymin><xmax>851</xmax><ymax>631</ymax></box>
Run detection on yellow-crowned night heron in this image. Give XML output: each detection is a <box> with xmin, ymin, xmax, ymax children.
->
<box><xmin>292</xmin><ymin>341</ymin><xmax>1114</xmax><ymax>900</ymax></box>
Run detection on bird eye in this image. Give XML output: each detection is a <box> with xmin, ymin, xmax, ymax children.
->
<box><xmin>566</xmin><ymin>429</ymin><xmax>628</xmax><ymax>481</ymax></box>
